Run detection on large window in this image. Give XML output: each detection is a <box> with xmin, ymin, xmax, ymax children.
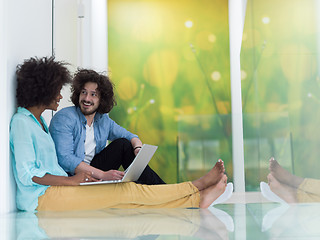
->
<box><xmin>108</xmin><ymin>0</ymin><xmax>232</xmax><ymax>183</ymax></box>
<box><xmin>53</xmin><ymin>0</ymin><xmax>320</xmax><ymax>192</ymax></box>
<box><xmin>241</xmin><ymin>0</ymin><xmax>320</xmax><ymax>190</ymax></box>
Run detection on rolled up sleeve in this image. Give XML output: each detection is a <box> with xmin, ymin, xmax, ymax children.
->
<box><xmin>10</xmin><ymin>118</ymin><xmax>48</xmax><ymax>186</ymax></box>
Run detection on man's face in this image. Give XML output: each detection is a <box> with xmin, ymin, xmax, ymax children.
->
<box><xmin>79</xmin><ymin>82</ymin><xmax>100</xmax><ymax>116</ymax></box>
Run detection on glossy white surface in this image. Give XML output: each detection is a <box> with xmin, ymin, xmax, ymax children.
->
<box><xmin>2</xmin><ymin>199</ymin><xmax>320</xmax><ymax>239</ymax></box>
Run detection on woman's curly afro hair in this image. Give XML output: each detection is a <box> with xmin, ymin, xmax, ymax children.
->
<box><xmin>16</xmin><ymin>56</ymin><xmax>71</xmax><ymax>108</ymax></box>
<box><xmin>71</xmin><ymin>69</ymin><xmax>116</xmax><ymax>114</ymax></box>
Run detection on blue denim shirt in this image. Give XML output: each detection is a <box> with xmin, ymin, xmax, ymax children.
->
<box><xmin>49</xmin><ymin>106</ymin><xmax>138</xmax><ymax>174</ymax></box>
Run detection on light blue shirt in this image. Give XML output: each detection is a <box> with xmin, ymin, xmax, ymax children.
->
<box><xmin>49</xmin><ymin>106</ymin><xmax>138</xmax><ymax>174</ymax></box>
<box><xmin>15</xmin><ymin>212</ymin><xmax>48</xmax><ymax>239</ymax></box>
<box><xmin>10</xmin><ymin>107</ymin><xmax>68</xmax><ymax>211</ymax></box>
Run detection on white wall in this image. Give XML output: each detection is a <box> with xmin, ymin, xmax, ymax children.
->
<box><xmin>0</xmin><ymin>0</ymin><xmax>53</xmax><ymax>217</ymax></box>
<box><xmin>53</xmin><ymin>0</ymin><xmax>78</xmax><ymax>113</ymax></box>
<box><xmin>53</xmin><ymin>0</ymin><xmax>108</xmax><ymax>112</ymax></box>
<box><xmin>0</xmin><ymin>0</ymin><xmax>108</xmax><ymax>219</ymax></box>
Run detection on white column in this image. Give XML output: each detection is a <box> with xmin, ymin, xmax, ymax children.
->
<box><xmin>77</xmin><ymin>0</ymin><xmax>89</xmax><ymax>67</ymax></box>
<box><xmin>229</xmin><ymin>1</ymin><xmax>247</xmax><ymax>239</ymax></box>
<box><xmin>77</xmin><ymin>0</ymin><xmax>108</xmax><ymax>71</ymax></box>
<box><xmin>229</xmin><ymin>0</ymin><xmax>247</xmax><ymax>193</ymax></box>
<box><xmin>317</xmin><ymin>0</ymin><xmax>320</xmax><ymax>77</ymax></box>
<box><xmin>91</xmin><ymin>0</ymin><xmax>108</xmax><ymax>72</ymax></box>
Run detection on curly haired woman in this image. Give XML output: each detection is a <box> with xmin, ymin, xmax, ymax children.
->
<box><xmin>10</xmin><ymin>56</ymin><xmax>228</xmax><ymax>211</ymax></box>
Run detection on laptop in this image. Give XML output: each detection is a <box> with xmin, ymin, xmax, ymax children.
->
<box><xmin>80</xmin><ymin>144</ymin><xmax>158</xmax><ymax>185</ymax></box>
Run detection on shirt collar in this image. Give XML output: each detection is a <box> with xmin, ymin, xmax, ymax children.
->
<box><xmin>75</xmin><ymin>106</ymin><xmax>103</xmax><ymax>125</ymax></box>
<box><xmin>17</xmin><ymin>107</ymin><xmax>32</xmax><ymax>115</ymax></box>
<box><xmin>17</xmin><ymin>107</ymin><xmax>49</xmax><ymax>132</ymax></box>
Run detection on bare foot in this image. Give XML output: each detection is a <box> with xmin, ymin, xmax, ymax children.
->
<box><xmin>267</xmin><ymin>173</ymin><xmax>298</xmax><ymax>203</ymax></box>
<box><xmin>269</xmin><ymin>157</ymin><xmax>303</xmax><ymax>188</ymax></box>
<box><xmin>192</xmin><ymin>159</ymin><xmax>225</xmax><ymax>191</ymax></box>
<box><xmin>199</xmin><ymin>174</ymin><xmax>227</xmax><ymax>208</ymax></box>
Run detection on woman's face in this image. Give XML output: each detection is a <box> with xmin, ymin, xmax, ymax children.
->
<box><xmin>47</xmin><ymin>88</ymin><xmax>63</xmax><ymax>111</ymax></box>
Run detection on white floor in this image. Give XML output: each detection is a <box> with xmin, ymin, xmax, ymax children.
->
<box><xmin>1</xmin><ymin>192</ymin><xmax>320</xmax><ymax>239</ymax></box>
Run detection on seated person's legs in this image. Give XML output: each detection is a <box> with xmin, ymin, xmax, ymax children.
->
<box><xmin>37</xmin><ymin>161</ymin><xmax>227</xmax><ymax>211</ymax></box>
<box><xmin>269</xmin><ymin>157</ymin><xmax>303</xmax><ymax>188</ymax></box>
<box><xmin>267</xmin><ymin>173</ymin><xmax>298</xmax><ymax>203</ymax></box>
<box><xmin>90</xmin><ymin>138</ymin><xmax>165</xmax><ymax>185</ymax></box>
<box><xmin>268</xmin><ymin>157</ymin><xmax>320</xmax><ymax>203</ymax></box>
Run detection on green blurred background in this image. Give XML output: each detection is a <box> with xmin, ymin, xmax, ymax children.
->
<box><xmin>108</xmin><ymin>0</ymin><xmax>232</xmax><ymax>183</ymax></box>
<box><xmin>242</xmin><ymin>0</ymin><xmax>320</xmax><ymax>190</ymax></box>
<box><xmin>108</xmin><ymin>0</ymin><xmax>320</xmax><ymax>190</ymax></box>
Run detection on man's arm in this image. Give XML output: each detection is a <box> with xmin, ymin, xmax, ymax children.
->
<box><xmin>103</xmin><ymin>115</ymin><xmax>143</xmax><ymax>156</ymax></box>
<box><xmin>49</xmin><ymin>110</ymin><xmax>84</xmax><ymax>174</ymax></box>
<box><xmin>131</xmin><ymin>137</ymin><xmax>143</xmax><ymax>156</ymax></box>
<box><xmin>50</xmin><ymin>110</ymin><xmax>127</xmax><ymax>180</ymax></box>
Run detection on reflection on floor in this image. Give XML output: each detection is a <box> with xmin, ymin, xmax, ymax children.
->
<box><xmin>1</xmin><ymin>193</ymin><xmax>320</xmax><ymax>239</ymax></box>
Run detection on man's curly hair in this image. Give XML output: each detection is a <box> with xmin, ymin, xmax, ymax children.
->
<box><xmin>71</xmin><ymin>69</ymin><xmax>116</xmax><ymax>114</ymax></box>
<box><xmin>16</xmin><ymin>56</ymin><xmax>71</xmax><ymax>108</ymax></box>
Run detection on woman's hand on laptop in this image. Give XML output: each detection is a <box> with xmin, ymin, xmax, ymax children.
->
<box><xmin>70</xmin><ymin>171</ymin><xmax>100</xmax><ymax>185</ymax></box>
<box><xmin>101</xmin><ymin>170</ymin><xmax>125</xmax><ymax>181</ymax></box>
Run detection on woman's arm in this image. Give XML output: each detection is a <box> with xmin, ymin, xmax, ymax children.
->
<box><xmin>75</xmin><ymin>162</ymin><xmax>125</xmax><ymax>181</ymax></box>
<box><xmin>32</xmin><ymin>171</ymin><xmax>97</xmax><ymax>186</ymax></box>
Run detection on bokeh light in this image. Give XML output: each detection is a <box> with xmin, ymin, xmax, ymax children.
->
<box><xmin>241</xmin><ymin>70</ymin><xmax>247</xmax><ymax>80</ymax></box>
<box><xmin>117</xmin><ymin>76</ymin><xmax>138</xmax><ymax>100</ymax></box>
<box><xmin>211</xmin><ymin>71</ymin><xmax>221</xmax><ymax>81</ymax></box>
<box><xmin>185</xmin><ymin>20</ymin><xmax>193</xmax><ymax>28</ymax></box>
<box><xmin>208</xmin><ymin>34</ymin><xmax>216</xmax><ymax>43</ymax></box>
<box><xmin>262</xmin><ymin>16</ymin><xmax>270</xmax><ymax>24</ymax></box>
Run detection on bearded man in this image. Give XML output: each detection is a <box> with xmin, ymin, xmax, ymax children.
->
<box><xmin>49</xmin><ymin>69</ymin><xmax>165</xmax><ymax>185</ymax></box>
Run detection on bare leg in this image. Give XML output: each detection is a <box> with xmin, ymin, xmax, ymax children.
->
<box><xmin>199</xmin><ymin>174</ymin><xmax>227</xmax><ymax>208</ymax></box>
<box><xmin>269</xmin><ymin>157</ymin><xmax>304</xmax><ymax>188</ymax></box>
<box><xmin>192</xmin><ymin>160</ymin><xmax>225</xmax><ymax>191</ymax></box>
<box><xmin>267</xmin><ymin>173</ymin><xmax>298</xmax><ymax>203</ymax></box>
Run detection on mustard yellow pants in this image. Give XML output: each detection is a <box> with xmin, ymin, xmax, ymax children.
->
<box><xmin>297</xmin><ymin>178</ymin><xmax>320</xmax><ymax>203</ymax></box>
<box><xmin>36</xmin><ymin>209</ymin><xmax>201</xmax><ymax>238</ymax></box>
<box><xmin>37</xmin><ymin>181</ymin><xmax>200</xmax><ymax>211</ymax></box>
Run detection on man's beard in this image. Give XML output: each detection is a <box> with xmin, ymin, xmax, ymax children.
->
<box><xmin>82</xmin><ymin>108</ymin><xmax>98</xmax><ymax>116</ymax></box>
<box><xmin>80</xmin><ymin>101</ymin><xmax>98</xmax><ymax>116</ymax></box>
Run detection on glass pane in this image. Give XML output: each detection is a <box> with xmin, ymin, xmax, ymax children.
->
<box><xmin>108</xmin><ymin>0</ymin><xmax>232</xmax><ymax>183</ymax></box>
<box><xmin>242</xmin><ymin>0</ymin><xmax>320</xmax><ymax>202</ymax></box>
<box><xmin>177</xmin><ymin>114</ymin><xmax>232</xmax><ymax>182</ymax></box>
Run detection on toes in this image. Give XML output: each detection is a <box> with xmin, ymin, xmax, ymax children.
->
<box><xmin>269</xmin><ymin>157</ymin><xmax>276</xmax><ymax>170</ymax></box>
